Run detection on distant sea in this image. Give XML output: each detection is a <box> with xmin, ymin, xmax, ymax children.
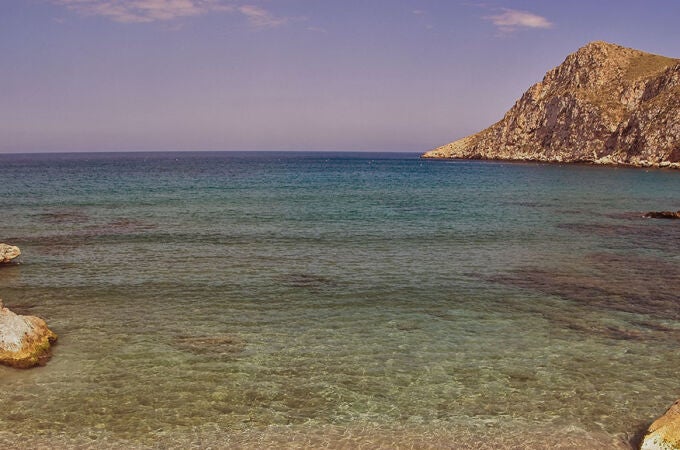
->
<box><xmin>1</xmin><ymin>151</ymin><xmax>679</xmax><ymax>449</ymax></box>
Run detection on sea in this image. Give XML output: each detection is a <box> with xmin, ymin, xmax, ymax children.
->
<box><xmin>0</xmin><ymin>151</ymin><xmax>679</xmax><ymax>449</ymax></box>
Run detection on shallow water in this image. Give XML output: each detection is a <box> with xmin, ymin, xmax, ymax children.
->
<box><xmin>0</xmin><ymin>152</ymin><xmax>679</xmax><ymax>448</ymax></box>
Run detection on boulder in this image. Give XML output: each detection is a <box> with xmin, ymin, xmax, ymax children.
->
<box><xmin>0</xmin><ymin>243</ymin><xmax>21</xmax><ymax>263</ymax></box>
<box><xmin>0</xmin><ymin>298</ymin><xmax>57</xmax><ymax>368</ymax></box>
<box><xmin>644</xmin><ymin>211</ymin><xmax>680</xmax><ymax>219</ymax></box>
<box><xmin>641</xmin><ymin>399</ymin><xmax>680</xmax><ymax>450</ymax></box>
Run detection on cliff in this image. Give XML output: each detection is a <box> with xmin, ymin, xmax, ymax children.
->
<box><xmin>423</xmin><ymin>41</ymin><xmax>680</xmax><ymax>168</ymax></box>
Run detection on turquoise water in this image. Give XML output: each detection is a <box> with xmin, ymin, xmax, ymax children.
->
<box><xmin>0</xmin><ymin>152</ymin><xmax>679</xmax><ymax>448</ymax></box>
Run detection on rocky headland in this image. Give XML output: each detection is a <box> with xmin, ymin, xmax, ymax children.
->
<box><xmin>423</xmin><ymin>41</ymin><xmax>680</xmax><ymax>169</ymax></box>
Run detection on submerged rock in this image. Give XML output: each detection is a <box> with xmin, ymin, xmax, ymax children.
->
<box><xmin>644</xmin><ymin>211</ymin><xmax>680</xmax><ymax>219</ymax></box>
<box><xmin>175</xmin><ymin>334</ymin><xmax>246</xmax><ymax>356</ymax></box>
<box><xmin>424</xmin><ymin>41</ymin><xmax>680</xmax><ymax>169</ymax></box>
<box><xmin>0</xmin><ymin>244</ymin><xmax>21</xmax><ymax>263</ymax></box>
<box><xmin>641</xmin><ymin>399</ymin><xmax>680</xmax><ymax>450</ymax></box>
<box><xmin>0</xmin><ymin>298</ymin><xmax>57</xmax><ymax>368</ymax></box>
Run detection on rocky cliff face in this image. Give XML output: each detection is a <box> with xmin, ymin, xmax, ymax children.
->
<box><xmin>423</xmin><ymin>41</ymin><xmax>680</xmax><ymax>168</ymax></box>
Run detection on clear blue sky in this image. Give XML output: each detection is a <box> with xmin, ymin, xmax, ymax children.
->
<box><xmin>2</xmin><ymin>0</ymin><xmax>679</xmax><ymax>153</ymax></box>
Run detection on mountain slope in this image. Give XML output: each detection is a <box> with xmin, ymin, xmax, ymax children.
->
<box><xmin>423</xmin><ymin>42</ymin><xmax>680</xmax><ymax>168</ymax></box>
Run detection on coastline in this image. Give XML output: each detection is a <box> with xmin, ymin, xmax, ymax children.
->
<box><xmin>420</xmin><ymin>154</ymin><xmax>680</xmax><ymax>170</ymax></box>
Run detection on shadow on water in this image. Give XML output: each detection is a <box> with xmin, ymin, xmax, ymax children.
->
<box><xmin>174</xmin><ymin>334</ymin><xmax>247</xmax><ymax>357</ymax></box>
<box><xmin>491</xmin><ymin>250</ymin><xmax>680</xmax><ymax>341</ymax></box>
<box><xmin>10</xmin><ymin>209</ymin><xmax>158</xmax><ymax>256</ymax></box>
<box><xmin>557</xmin><ymin>216</ymin><xmax>680</xmax><ymax>254</ymax></box>
<box><xmin>36</xmin><ymin>209</ymin><xmax>91</xmax><ymax>225</ymax></box>
<box><xmin>275</xmin><ymin>272</ymin><xmax>339</xmax><ymax>289</ymax></box>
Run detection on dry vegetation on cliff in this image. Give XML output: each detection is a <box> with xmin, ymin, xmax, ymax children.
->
<box><xmin>424</xmin><ymin>41</ymin><xmax>680</xmax><ymax>168</ymax></box>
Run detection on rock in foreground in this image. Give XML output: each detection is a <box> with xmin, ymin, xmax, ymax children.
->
<box><xmin>424</xmin><ymin>41</ymin><xmax>680</xmax><ymax>169</ymax></box>
<box><xmin>0</xmin><ymin>299</ymin><xmax>57</xmax><ymax>368</ymax></box>
<box><xmin>641</xmin><ymin>399</ymin><xmax>680</xmax><ymax>450</ymax></box>
<box><xmin>0</xmin><ymin>244</ymin><xmax>21</xmax><ymax>263</ymax></box>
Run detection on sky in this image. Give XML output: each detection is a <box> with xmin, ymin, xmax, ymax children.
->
<box><xmin>1</xmin><ymin>0</ymin><xmax>680</xmax><ymax>153</ymax></box>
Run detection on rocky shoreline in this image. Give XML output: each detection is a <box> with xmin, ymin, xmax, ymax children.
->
<box><xmin>422</xmin><ymin>155</ymin><xmax>680</xmax><ymax>171</ymax></box>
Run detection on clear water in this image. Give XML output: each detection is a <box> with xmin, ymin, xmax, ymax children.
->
<box><xmin>0</xmin><ymin>152</ymin><xmax>679</xmax><ymax>449</ymax></box>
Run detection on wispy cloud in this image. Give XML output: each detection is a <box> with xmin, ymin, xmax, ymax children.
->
<box><xmin>49</xmin><ymin>0</ymin><xmax>287</xmax><ymax>27</ymax></box>
<box><xmin>484</xmin><ymin>8</ymin><xmax>553</xmax><ymax>33</ymax></box>
<box><xmin>238</xmin><ymin>5</ymin><xmax>287</xmax><ymax>28</ymax></box>
<box><xmin>50</xmin><ymin>0</ymin><xmax>230</xmax><ymax>23</ymax></box>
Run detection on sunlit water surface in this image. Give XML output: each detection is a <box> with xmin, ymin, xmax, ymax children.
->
<box><xmin>1</xmin><ymin>152</ymin><xmax>679</xmax><ymax>449</ymax></box>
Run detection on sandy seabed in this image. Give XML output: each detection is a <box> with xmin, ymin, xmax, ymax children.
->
<box><xmin>0</xmin><ymin>421</ymin><xmax>637</xmax><ymax>449</ymax></box>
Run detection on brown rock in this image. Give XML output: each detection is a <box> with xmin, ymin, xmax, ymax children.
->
<box><xmin>424</xmin><ymin>41</ymin><xmax>680</xmax><ymax>169</ymax></box>
<box><xmin>0</xmin><ymin>298</ymin><xmax>57</xmax><ymax>368</ymax></box>
<box><xmin>641</xmin><ymin>399</ymin><xmax>680</xmax><ymax>450</ymax></box>
<box><xmin>644</xmin><ymin>211</ymin><xmax>680</xmax><ymax>219</ymax></box>
<box><xmin>0</xmin><ymin>243</ymin><xmax>21</xmax><ymax>263</ymax></box>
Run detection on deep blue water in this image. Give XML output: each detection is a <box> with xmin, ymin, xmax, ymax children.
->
<box><xmin>0</xmin><ymin>151</ymin><xmax>679</xmax><ymax>448</ymax></box>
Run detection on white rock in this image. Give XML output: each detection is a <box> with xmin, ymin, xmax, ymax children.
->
<box><xmin>0</xmin><ymin>243</ymin><xmax>21</xmax><ymax>263</ymax></box>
